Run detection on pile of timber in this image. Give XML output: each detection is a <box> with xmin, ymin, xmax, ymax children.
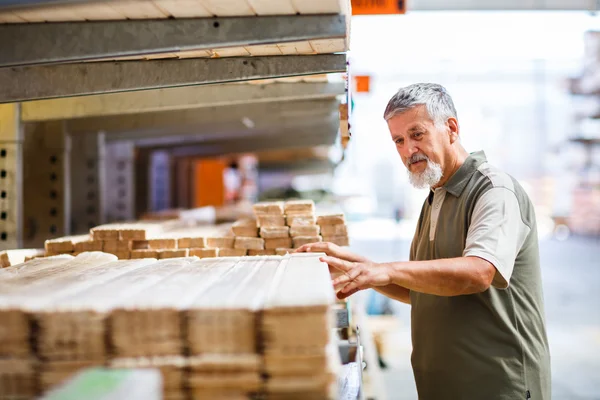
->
<box><xmin>41</xmin><ymin>222</ymin><xmax>235</xmax><ymax>261</ymax></box>
<box><xmin>0</xmin><ymin>202</ymin><xmax>349</xmax><ymax>268</ymax></box>
<box><xmin>0</xmin><ymin>252</ymin><xmax>339</xmax><ymax>400</ymax></box>
<box><xmin>231</xmin><ymin>199</ymin><xmax>350</xmax><ymax>255</ymax></box>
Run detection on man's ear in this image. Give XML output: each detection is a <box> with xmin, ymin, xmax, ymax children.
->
<box><xmin>447</xmin><ymin>118</ymin><xmax>459</xmax><ymax>144</ymax></box>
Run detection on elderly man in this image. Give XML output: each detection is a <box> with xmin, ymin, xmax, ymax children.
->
<box><xmin>297</xmin><ymin>83</ymin><xmax>550</xmax><ymax>399</ymax></box>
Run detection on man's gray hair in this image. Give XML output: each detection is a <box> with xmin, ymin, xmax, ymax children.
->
<box><xmin>383</xmin><ymin>83</ymin><xmax>458</xmax><ymax>127</ymax></box>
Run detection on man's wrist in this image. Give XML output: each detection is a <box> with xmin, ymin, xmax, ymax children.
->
<box><xmin>381</xmin><ymin>261</ymin><xmax>404</xmax><ymax>287</ymax></box>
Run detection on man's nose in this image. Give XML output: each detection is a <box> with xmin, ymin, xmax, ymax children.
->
<box><xmin>401</xmin><ymin>142</ymin><xmax>419</xmax><ymax>159</ymax></box>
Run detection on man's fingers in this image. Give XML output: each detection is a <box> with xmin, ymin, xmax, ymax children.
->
<box><xmin>332</xmin><ymin>266</ymin><xmax>361</xmax><ymax>287</ymax></box>
<box><xmin>337</xmin><ymin>287</ymin><xmax>362</xmax><ymax>300</ymax></box>
<box><xmin>341</xmin><ymin>276</ymin><xmax>367</xmax><ymax>294</ymax></box>
<box><xmin>294</xmin><ymin>244</ymin><xmax>309</xmax><ymax>253</ymax></box>
<box><xmin>320</xmin><ymin>256</ymin><xmax>353</xmax><ymax>272</ymax></box>
<box><xmin>332</xmin><ymin>274</ymin><xmax>351</xmax><ymax>287</ymax></box>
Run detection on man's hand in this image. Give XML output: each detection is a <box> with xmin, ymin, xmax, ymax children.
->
<box><xmin>320</xmin><ymin>256</ymin><xmax>392</xmax><ymax>299</ymax></box>
<box><xmin>295</xmin><ymin>242</ymin><xmax>369</xmax><ymax>264</ymax></box>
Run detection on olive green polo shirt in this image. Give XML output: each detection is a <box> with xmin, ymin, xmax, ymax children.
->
<box><xmin>409</xmin><ymin>151</ymin><xmax>550</xmax><ymax>400</ymax></box>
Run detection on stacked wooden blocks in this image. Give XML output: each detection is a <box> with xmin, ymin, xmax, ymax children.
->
<box><xmin>0</xmin><ymin>253</ymin><xmax>339</xmax><ymax>400</ymax></box>
<box><xmin>41</xmin><ymin>222</ymin><xmax>241</xmax><ymax>261</ymax></box>
<box><xmin>263</xmin><ymin>253</ymin><xmax>339</xmax><ymax>399</ymax></box>
<box><xmin>230</xmin><ymin>200</ymin><xmax>343</xmax><ymax>255</ymax></box>
<box><xmin>186</xmin><ymin>257</ymin><xmax>281</xmax><ymax>398</ymax></box>
<box><xmin>317</xmin><ymin>214</ymin><xmax>349</xmax><ymax>247</ymax></box>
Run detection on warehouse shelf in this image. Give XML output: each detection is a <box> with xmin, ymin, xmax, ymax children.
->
<box><xmin>0</xmin><ymin>0</ymin><xmax>350</xmax><ymax>250</ymax></box>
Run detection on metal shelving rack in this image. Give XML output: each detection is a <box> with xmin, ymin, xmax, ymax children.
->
<box><xmin>0</xmin><ymin>0</ymin><xmax>349</xmax><ymax>250</ymax></box>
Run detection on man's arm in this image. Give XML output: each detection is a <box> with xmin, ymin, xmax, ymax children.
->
<box><xmin>325</xmin><ymin>255</ymin><xmax>495</xmax><ymax>298</ymax></box>
<box><xmin>384</xmin><ymin>256</ymin><xmax>495</xmax><ymax>296</ymax></box>
<box><xmin>373</xmin><ymin>285</ymin><xmax>411</xmax><ymax>304</ymax></box>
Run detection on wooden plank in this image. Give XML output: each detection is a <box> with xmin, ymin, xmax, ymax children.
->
<box><xmin>0</xmin><ymin>254</ymin><xmax>72</xmax><ymax>280</ymax></box>
<box><xmin>108</xmin><ymin>1</ymin><xmax>169</xmax><ymax>19</ymax></box>
<box><xmin>320</xmin><ymin>224</ymin><xmax>347</xmax><ymax>236</ymax></box>
<box><xmin>262</xmin><ymin>254</ymin><xmax>335</xmax><ymax>358</ymax></box>
<box><xmin>110</xmin><ymin>258</ymin><xmax>234</xmax><ymax>357</ymax></box>
<box><xmin>211</xmin><ymin>47</ymin><xmax>251</xmax><ymax>58</ymax></box>
<box><xmin>233</xmin><ymin>237</ymin><xmax>264</xmax><ymax>250</ymax></box>
<box><xmin>12</xmin><ymin>6</ymin><xmax>81</xmax><ymax>22</ymax></box>
<box><xmin>284</xmin><ymin>200</ymin><xmax>315</xmax><ymax>214</ymax></box>
<box><xmin>278</xmin><ymin>41</ymin><xmax>316</xmax><ymax>55</ymax></box>
<box><xmin>187</xmin><ymin>257</ymin><xmax>281</xmax><ymax>354</ymax></box>
<box><xmin>0</xmin><ymin>359</ymin><xmax>37</xmax><ymax>400</ymax></box>
<box><xmin>34</xmin><ymin>258</ymin><xmax>190</xmax><ymax>361</ymax></box>
<box><xmin>0</xmin><ymin>252</ymin><xmax>116</xmax><ymax>290</ymax></box>
<box><xmin>0</xmin><ymin>248</ymin><xmax>45</xmax><ymax>268</ymax></box>
<box><xmin>309</xmin><ymin>38</ymin><xmax>347</xmax><ymax>53</ymax></box>
<box><xmin>257</xmin><ymin>215</ymin><xmax>286</xmax><ymax>228</ymax></box>
<box><xmin>317</xmin><ymin>214</ymin><xmax>345</xmax><ymax>225</ymax></box>
<box><xmin>245</xmin><ymin>44</ymin><xmax>283</xmax><ymax>56</ymax></box>
<box><xmin>264</xmin><ymin>237</ymin><xmax>292</xmax><ymax>250</ymax></box>
<box><xmin>290</xmin><ymin>225</ymin><xmax>320</xmax><ymax>237</ymax></box>
<box><xmin>253</xmin><ymin>202</ymin><xmax>284</xmax><ymax>215</ymax></box>
<box><xmin>264</xmin><ymin>253</ymin><xmax>334</xmax><ymax>309</ymax></box>
<box><xmin>0</xmin><ymin>11</ymin><xmax>26</xmax><ymax>23</ymax></box>
<box><xmin>0</xmin><ymin>252</ymin><xmax>118</xmax><ymax>358</ymax></box>
<box><xmin>70</xmin><ymin>3</ymin><xmax>125</xmax><ymax>20</ymax></box>
<box><xmin>292</xmin><ymin>235</ymin><xmax>322</xmax><ymax>248</ymax></box>
<box><xmin>259</xmin><ymin>227</ymin><xmax>289</xmax><ymax>239</ymax></box>
<box><xmin>206</xmin><ymin>237</ymin><xmax>235</xmax><ymax>249</ymax></box>
<box><xmin>247</xmin><ymin>0</ymin><xmax>297</xmax><ymax>15</ymax></box>
<box><xmin>153</xmin><ymin>0</ymin><xmax>212</xmax><ymax>17</ymax></box>
<box><xmin>45</xmin><ymin>234</ymin><xmax>91</xmax><ymax>254</ymax></box>
<box><xmin>198</xmin><ymin>0</ymin><xmax>255</xmax><ymax>16</ymax></box>
<box><xmin>177</xmin><ymin>49</ymin><xmax>213</xmax><ymax>58</ymax></box>
<box><xmin>291</xmin><ymin>0</ymin><xmax>344</xmax><ymax>13</ymax></box>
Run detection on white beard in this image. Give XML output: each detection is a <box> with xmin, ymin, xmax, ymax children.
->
<box><xmin>407</xmin><ymin>154</ymin><xmax>444</xmax><ymax>189</ymax></box>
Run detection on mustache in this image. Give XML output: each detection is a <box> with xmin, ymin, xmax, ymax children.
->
<box><xmin>407</xmin><ymin>153</ymin><xmax>429</xmax><ymax>166</ymax></box>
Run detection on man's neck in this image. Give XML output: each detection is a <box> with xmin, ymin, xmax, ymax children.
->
<box><xmin>432</xmin><ymin>147</ymin><xmax>469</xmax><ymax>189</ymax></box>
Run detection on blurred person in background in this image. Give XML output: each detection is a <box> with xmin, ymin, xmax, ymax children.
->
<box><xmin>297</xmin><ymin>83</ymin><xmax>550</xmax><ymax>400</ymax></box>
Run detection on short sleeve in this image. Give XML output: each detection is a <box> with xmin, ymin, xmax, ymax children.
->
<box><xmin>463</xmin><ymin>187</ymin><xmax>531</xmax><ymax>289</ymax></box>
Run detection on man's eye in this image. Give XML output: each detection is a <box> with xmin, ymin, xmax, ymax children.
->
<box><xmin>395</xmin><ymin>139</ymin><xmax>403</xmax><ymax>145</ymax></box>
<box><xmin>413</xmin><ymin>132</ymin><xmax>423</xmax><ymax>138</ymax></box>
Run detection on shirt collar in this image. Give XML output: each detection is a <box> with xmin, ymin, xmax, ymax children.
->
<box><xmin>435</xmin><ymin>150</ymin><xmax>487</xmax><ymax>198</ymax></box>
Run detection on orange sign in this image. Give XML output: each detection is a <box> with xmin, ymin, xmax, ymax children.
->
<box><xmin>354</xmin><ymin>75</ymin><xmax>371</xmax><ymax>93</ymax></box>
<box><xmin>351</xmin><ymin>0</ymin><xmax>406</xmax><ymax>15</ymax></box>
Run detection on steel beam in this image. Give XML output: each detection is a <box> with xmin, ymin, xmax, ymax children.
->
<box><xmin>259</xmin><ymin>159</ymin><xmax>334</xmax><ymax>175</ymax></box>
<box><xmin>131</xmin><ymin>116</ymin><xmax>340</xmax><ymax>149</ymax></box>
<box><xmin>21</xmin><ymin>81</ymin><xmax>345</xmax><ymax>121</ymax></box>
<box><xmin>22</xmin><ymin>121</ymin><xmax>69</xmax><ymax>248</ymax></box>
<box><xmin>0</xmin><ymin>55</ymin><xmax>347</xmax><ymax>103</ymax></box>
<box><xmin>163</xmin><ymin>127</ymin><xmax>338</xmax><ymax>159</ymax></box>
<box><xmin>0</xmin><ymin>15</ymin><xmax>346</xmax><ymax>67</ymax></box>
<box><xmin>68</xmin><ymin>132</ymin><xmax>105</xmax><ymax>234</ymax></box>
<box><xmin>0</xmin><ymin>104</ymin><xmax>23</xmax><ymax>250</ymax></box>
<box><xmin>65</xmin><ymin>98</ymin><xmax>340</xmax><ymax>137</ymax></box>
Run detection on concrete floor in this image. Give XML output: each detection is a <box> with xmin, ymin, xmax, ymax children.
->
<box><xmin>350</xmin><ymin>235</ymin><xmax>600</xmax><ymax>400</ymax></box>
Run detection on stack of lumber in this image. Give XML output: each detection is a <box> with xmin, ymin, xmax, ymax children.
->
<box><xmin>41</xmin><ymin>222</ymin><xmax>237</xmax><ymax>261</ymax></box>
<box><xmin>0</xmin><ymin>252</ymin><xmax>339</xmax><ymax>400</ymax></box>
<box><xmin>20</xmin><ymin>202</ymin><xmax>349</xmax><ymax>265</ymax></box>
<box><xmin>263</xmin><ymin>253</ymin><xmax>340</xmax><ymax>399</ymax></box>
<box><xmin>186</xmin><ymin>257</ymin><xmax>281</xmax><ymax>398</ymax></box>
<box><xmin>317</xmin><ymin>214</ymin><xmax>350</xmax><ymax>247</ymax></box>
<box><xmin>230</xmin><ymin>200</ymin><xmax>350</xmax><ymax>254</ymax></box>
<box><xmin>0</xmin><ymin>248</ymin><xmax>46</xmax><ymax>268</ymax></box>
